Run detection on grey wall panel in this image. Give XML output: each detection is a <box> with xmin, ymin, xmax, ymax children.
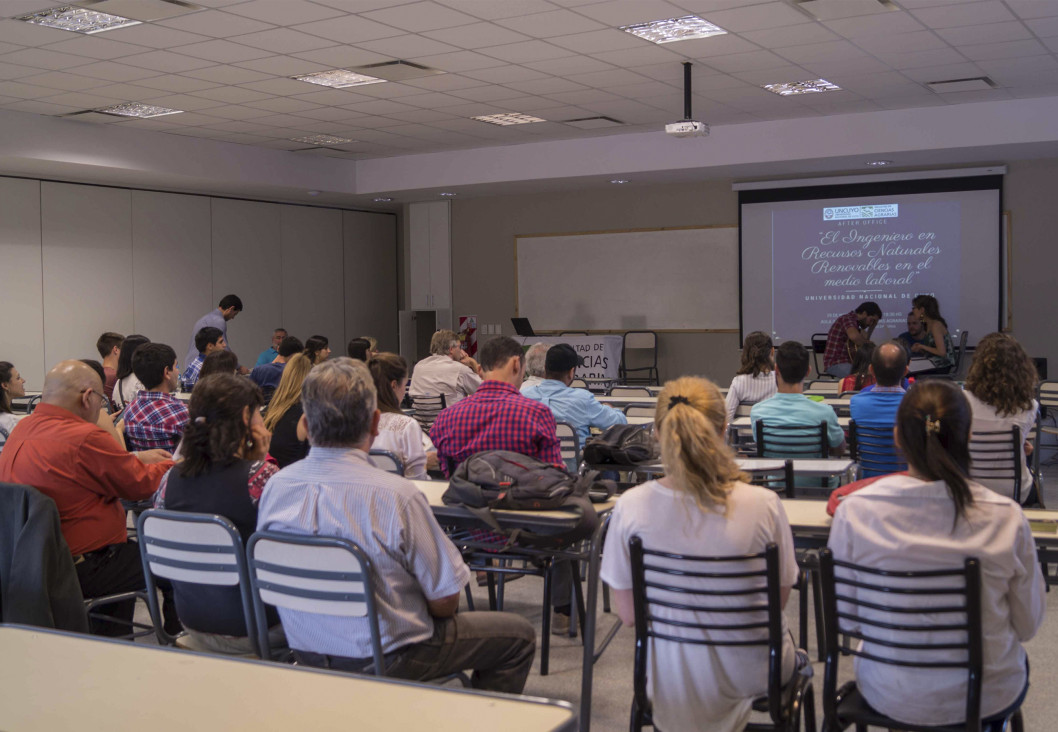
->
<box><xmin>41</xmin><ymin>182</ymin><xmax>133</xmax><ymax>368</ymax></box>
<box><xmin>132</xmin><ymin>191</ymin><xmax>212</xmax><ymax>362</ymax></box>
<box><xmin>0</xmin><ymin>178</ymin><xmax>44</xmax><ymax>389</ymax></box>
<box><xmin>344</xmin><ymin>211</ymin><xmax>398</xmax><ymax>352</ymax></box>
<box><xmin>210</xmin><ymin>198</ymin><xmax>282</xmax><ymax>368</ymax></box>
<box><xmin>280</xmin><ymin>205</ymin><xmax>344</xmax><ymax>353</ymax></box>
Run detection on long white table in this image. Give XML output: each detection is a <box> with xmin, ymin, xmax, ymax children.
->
<box><xmin>0</xmin><ymin>625</ymin><xmax>577</xmax><ymax>732</ymax></box>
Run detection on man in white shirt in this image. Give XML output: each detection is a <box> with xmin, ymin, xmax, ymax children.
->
<box><xmin>409</xmin><ymin>329</ymin><xmax>482</xmax><ymax>406</ymax></box>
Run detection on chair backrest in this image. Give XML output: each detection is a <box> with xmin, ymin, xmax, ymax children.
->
<box><xmin>743</xmin><ymin>460</ymin><xmax>795</xmax><ymax>498</ymax></box>
<box><xmin>952</xmin><ymin>330</ymin><xmax>969</xmax><ymax>374</ymax></box>
<box><xmin>624</xmin><ymin>331</ymin><xmax>656</xmax><ymax>350</ymax></box>
<box><xmin>247</xmin><ymin>531</ymin><xmax>383</xmax><ymax>672</ymax></box>
<box><xmin>570</xmin><ymin>378</ymin><xmax>588</xmax><ymax>389</ymax></box>
<box><xmin>755</xmin><ymin>421</ymin><xmax>828</xmax><ymax>460</ymax></box>
<box><xmin>810</xmin><ymin>333</ymin><xmax>828</xmax><ymax>376</ymax></box>
<box><xmin>734</xmin><ymin>400</ymin><xmax>755</xmax><ymax>418</ymax></box>
<box><xmin>629</xmin><ymin>538</ymin><xmax>785</xmax><ymax>724</ymax></box>
<box><xmin>968</xmin><ymin>426</ymin><xmax>1022</xmax><ymax>503</ymax></box>
<box><xmin>411</xmin><ymin>393</ymin><xmax>447</xmax><ymax>435</ymax></box>
<box><xmin>621</xmin><ymin>331</ymin><xmax>659</xmax><ymax>385</ymax></box>
<box><xmin>560</xmin><ymin>331</ymin><xmax>589</xmax><ymax>336</ymax></box>
<box><xmin>818</xmin><ymin>548</ymin><xmax>984</xmax><ymax>731</ymax></box>
<box><xmin>1037</xmin><ymin>379</ymin><xmax>1058</xmax><ymax>415</ymax></box>
<box><xmin>555</xmin><ymin>422</ymin><xmax>580</xmax><ymax>472</ymax></box>
<box><xmin>624</xmin><ymin>405</ymin><xmax>655</xmax><ymax>418</ymax></box>
<box><xmin>805</xmin><ymin>379</ymin><xmax>840</xmax><ymax>393</ymax></box>
<box><xmin>609</xmin><ymin>386</ymin><xmax>652</xmax><ymax>397</ymax></box>
<box><xmin>848</xmin><ymin>420</ymin><xmax>906</xmax><ymax>478</ymax></box>
<box><xmin>368</xmin><ymin>449</ymin><xmax>405</xmax><ymax>476</ymax></box>
<box><xmin>137</xmin><ymin>509</ymin><xmax>255</xmax><ymax>648</ymax></box>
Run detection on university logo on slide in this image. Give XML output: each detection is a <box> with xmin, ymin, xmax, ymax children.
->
<box><xmin>823</xmin><ymin>204</ymin><xmax>899</xmax><ymax>221</ymax></box>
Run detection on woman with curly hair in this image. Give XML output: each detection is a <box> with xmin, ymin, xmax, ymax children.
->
<box><xmin>964</xmin><ymin>332</ymin><xmax>1039</xmax><ymax>504</ymax></box>
<box><xmin>724</xmin><ymin>331</ymin><xmax>776</xmax><ymax>422</ymax></box>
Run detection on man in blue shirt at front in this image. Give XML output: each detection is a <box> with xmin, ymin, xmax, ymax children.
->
<box><xmin>523</xmin><ymin>343</ymin><xmax>627</xmax><ymax>459</ymax></box>
<box><xmin>849</xmin><ymin>340</ymin><xmax>908</xmax><ymax>427</ymax></box>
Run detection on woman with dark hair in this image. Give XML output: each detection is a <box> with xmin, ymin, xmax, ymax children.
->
<box><xmin>838</xmin><ymin>340</ymin><xmax>876</xmax><ymax>393</ymax></box>
<box><xmin>909</xmin><ymin>294</ymin><xmax>954</xmax><ymax>372</ymax></box>
<box><xmin>262</xmin><ymin>353</ymin><xmax>313</xmax><ymax>468</ymax></box>
<box><xmin>196</xmin><ymin>349</ymin><xmax>239</xmax><ymax>383</ymax></box>
<box><xmin>303</xmin><ymin>335</ymin><xmax>331</xmax><ymax>365</ymax></box>
<box><xmin>153</xmin><ymin>373</ymin><xmax>284</xmax><ymax>653</ymax></box>
<box><xmin>828</xmin><ymin>380</ymin><xmax>1045</xmax><ymax>727</ymax></box>
<box><xmin>369</xmin><ymin>352</ymin><xmax>434</xmax><ymax>479</ymax></box>
<box><xmin>0</xmin><ymin>361</ymin><xmax>26</xmax><ymax>454</ymax></box>
<box><xmin>111</xmin><ymin>334</ymin><xmax>150</xmax><ymax>410</ymax></box>
<box><xmin>724</xmin><ymin>331</ymin><xmax>776</xmax><ymax>422</ymax></box>
<box><xmin>964</xmin><ymin>332</ymin><xmax>1039</xmax><ymax>504</ymax></box>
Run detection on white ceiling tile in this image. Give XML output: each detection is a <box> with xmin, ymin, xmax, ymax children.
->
<box><xmin>383</xmin><ymin>107</ymin><xmax>459</xmax><ymax>123</ymax></box>
<box><xmin>434</xmin><ymin>0</ymin><xmax>559</xmax><ymax>20</ymax></box>
<box><xmin>1042</xmin><ymin>36</ymin><xmax>1058</xmax><ymax>52</ymax></box>
<box><xmin>0</xmin><ymin>80</ymin><xmax>72</xmax><ymax>99</ymax></box>
<box><xmin>290</xmin><ymin>46</ymin><xmax>393</xmax><ymax>67</ymax></box>
<box><xmin>361</xmin><ymin>2</ymin><xmax>480</xmax><ymax>32</ymax></box>
<box><xmin>740</xmin><ymin>22</ymin><xmax>841</xmax><ymax>48</ymax></box>
<box><xmin>937</xmin><ymin>87</ymin><xmax>1013</xmax><ymax>103</ymax></box>
<box><xmin>157</xmin><ymin>10</ymin><xmax>277</xmax><ymax>37</ymax></box>
<box><xmin>110</xmin><ymin>118</ymin><xmax>186</xmax><ymax>131</ymax></box>
<box><xmin>382</xmin><ymin>90</ymin><xmax>464</xmax><ymax>106</ymax></box>
<box><xmin>591</xmin><ymin>46</ymin><xmax>685</xmax><ymax>67</ymax></box>
<box><xmin>228</xmin><ymin>28</ymin><xmax>337</xmax><ymax>54</ymax></box>
<box><xmin>0</xmin><ymin>61</ymin><xmax>40</xmax><ymax>80</ymax></box>
<box><xmin>605</xmin><ymin>81</ymin><xmax>680</xmax><ymax>100</ymax></box>
<box><xmin>69</xmin><ymin>60</ymin><xmax>162</xmax><ymax>82</ymax></box>
<box><xmin>461</xmin><ymin>65</ymin><xmax>550</xmax><ymax>83</ymax></box>
<box><xmin>854</xmin><ymin>29</ymin><xmax>948</xmax><ymax>55</ymax></box>
<box><xmin>202</xmin><ymin>103</ymin><xmax>277</xmax><ymax>119</ymax></box>
<box><xmin>245</xmin><ymin>111</ymin><xmax>320</xmax><ymax>127</ymax></box>
<box><xmin>564</xmin><ymin>68</ymin><xmax>652</xmax><ymax>87</ymax></box>
<box><xmin>129</xmin><ymin>73</ymin><xmax>223</xmax><ymax>92</ymax></box>
<box><xmin>351</xmin><ymin>81</ymin><xmax>440</xmax><ymax>98</ymax></box>
<box><xmin>731</xmin><ymin>64</ymin><xmax>815</xmax><ymax>85</ymax></box>
<box><xmin>224</xmin><ymin>1</ymin><xmax>346</xmax><ymax>25</ymax></box>
<box><xmin>421</xmin><ymin>22</ymin><xmax>532</xmax><ymax>48</ymax></box>
<box><xmin>92</xmin><ymin>81</ymin><xmax>172</xmax><ymax>99</ymax></box>
<box><xmin>706</xmin><ymin>2</ymin><xmax>816</xmax><ymax>32</ymax></box>
<box><xmin>1004</xmin><ymin>0</ymin><xmax>1058</xmax><ymax>19</ymax></box>
<box><xmin>103</xmin><ymin>24</ymin><xmax>212</xmax><ymax>48</ymax></box>
<box><xmin>936</xmin><ymin>21</ymin><xmax>1032</xmax><ymax>45</ymax></box>
<box><xmin>0</xmin><ymin>42</ymin><xmax>23</xmax><ymax>55</ymax></box>
<box><xmin>290</xmin><ymin>15</ymin><xmax>405</xmax><ymax>43</ymax></box>
<box><xmin>355</xmin><ymin>34</ymin><xmax>463</xmax><ymax>58</ymax></box>
<box><xmin>129</xmin><ymin>92</ymin><xmax>227</xmax><ymax>110</ymax></box>
<box><xmin>2</xmin><ymin>48</ymin><xmax>91</xmax><ymax>70</ymax></box>
<box><xmin>523</xmin><ymin>55</ymin><xmax>615</xmax><ymax>75</ymax></box>
<box><xmin>446</xmin><ymin>84</ymin><xmax>527</xmax><ymax>101</ymax></box>
<box><xmin>40</xmin><ymin>36</ymin><xmax>151</xmax><ymax>61</ymax></box>
<box><xmin>242</xmin><ymin>95</ymin><xmax>323</xmax><ymax>112</ymax></box>
<box><xmin>189</xmin><ymin>85</ymin><xmax>273</xmax><ymax>103</ymax></box>
<box><xmin>483</xmin><ymin>94</ymin><xmax>552</xmax><ymax>112</ymax></box>
<box><xmin>343</xmin><ymin>98</ymin><xmax>420</xmax><ymax>115</ymax></box>
<box><xmin>548</xmin><ymin>28</ymin><xmax>645</xmax><ymax>53</ymax></box>
<box><xmin>400</xmin><ymin>73</ymin><xmax>488</xmax><ymax>90</ymax></box>
<box><xmin>976</xmin><ymin>54</ymin><xmax>1058</xmax><ymax>83</ymax></box>
<box><xmin>902</xmin><ymin>62</ymin><xmax>985</xmax><ymax>82</ymax></box>
<box><xmin>1026</xmin><ymin>16</ymin><xmax>1058</xmax><ymax>36</ymax></box>
<box><xmin>801</xmin><ymin>55</ymin><xmax>892</xmax><ymax>75</ymax></box>
<box><xmin>409</xmin><ymin>49</ymin><xmax>508</xmax><ymax>71</ymax></box>
<box><xmin>238</xmin><ymin>77</ymin><xmax>317</xmax><ymax>95</ymax></box>
<box><xmin>544</xmin><ymin>88</ymin><xmax>623</xmax><ymax>104</ymax></box>
<box><xmin>777</xmin><ymin>39</ymin><xmax>873</xmax><ymax>63</ymax></box>
<box><xmin>495</xmin><ymin>10</ymin><xmax>609</xmax><ymax>37</ymax></box>
<box><xmin>36</xmin><ymin>90</ymin><xmax>129</xmax><ymax>108</ymax></box>
<box><xmin>573</xmin><ymin>0</ymin><xmax>691</xmax><ymax>26</ymax></box>
<box><xmin>676</xmin><ymin>33</ymin><xmax>761</xmax><ymax>57</ymax></box>
<box><xmin>958</xmin><ymin>39</ymin><xmax>1049</xmax><ymax>61</ymax></box>
<box><xmin>234</xmin><ymin>55</ymin><xmax>326</xmax><ymax>75</ymax></box>
<box><xmin>20</xmin><ymin>71</ymin><xmax>113</xmax><ymax>92</ymax></box>
<box><xmin>477</xmin><ymin>40</ymin><xmax>575</xmax><ymax>63</ymax></box>
<box><xmin>293</xmin><ymin>88</ymin><xmax>377</xmax><ymax>104</ymax></box>
<box><xmin>180</xmin><ymin>65</ymin><xmax>274</xmax><ymax>84</ymax></box>
<box><xmin>631</xmin><ymin>61</ymin><xmax>707</xmax><ymax>81</ymax></box>
<box><xmin>4</xmin><ymin>99</ymin><xmax>83</xmax><ymax>115</ymax></box>
<box><xmin>501</xmin><ymin>76</ymin><xmax>589</xmax><ymax>94</ymax></box>
<box><xmin>910</xmin><ymin>1</ymin><xmax>1017</xmax><ymax>29</ymax></box>
<box><xmin>175</xmin><ymin>39</ymin><xmax>274</xmax><ymax>63</ymax></box>
<box><xmin>822</xmin><ymin>10</ymin><xmax>926</xmax><ymax>38</ymax></box>
<box><xmin>119</xmin><ymin>50</ymin><xmax>218</xmax><ymax>72</ymax></box>
<box><xmin>0</xmin><ymin>19</ymin><xmax>74</xmax><ymax>46</ymax></box>
<box><xmin>878</xmin><ymin>47</ymin><xmax>969</xmax><ymax>69</ymax></box>
<box><xmin>293</xmin><ymin>105</ymin><xmax>366</xmax><ymax>121</ymax></box>
<box><xmin>701</xmin><ymin>49</ymin><xmax>791</xmax><ymax>73</ymax></box>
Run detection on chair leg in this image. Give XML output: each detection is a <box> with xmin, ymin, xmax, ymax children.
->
<box><xmin>629</xmin><ymin>699</ymin><xmax>643</xmax><ymax>732</ymax></box>
<box><xmin>802</xmin><ymin>683</ymin><xmax>816</xmax><ymax>732</ymax></box>
<box><xmin>1011</xmin><ymin>709</ymin><xmax>1024</xmax><ymax>732</ymax></box>
<box><xmin>572</xmin><ymin>560</ymin><xmax>586</xmax><ymax>640</ymax></box>
<box><xmin>603</xmin><ymin>582</ymin><xmax>612</xmax><ymax>614</ymax></box>
<box><xmin>540</xmin><ymin>559</ymin><xmax>553</xmax><ymax>676</ymax></box>
<box><xmin>811</xmin><ymin>568</ymin><xmax>825</xmax><ymax>662</ymax></box>
<box><xmin>463</xmin><ymin>582</ymin><xmax>475</xmax><ymax>611</ymax></box>
<box><xmin>798</xmin><ymin>570</ymin><xmax>809</xmax><ymax>654</ymax></box>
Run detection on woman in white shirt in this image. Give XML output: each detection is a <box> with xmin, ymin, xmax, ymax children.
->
<box><xmin>0</xmin><ymin>361</ymin><xmax>26</xmax><ymax>453</ymax></box>
<box><xmin>725</xmin><ymin>331</ymin><xmax>776</xmax><ymax>422</ymax></box>
<box><xmin>601</xmin><ymin>376</ymin><xmax>801</xmax><ymax>732</ymax></box>
<box><xmin>369</xmin><ymin>352</ymin><xmax>434</xmax><ymax>480</ymax></box>
<box><xmin>963</xmin><ymin>332</ymin><xmax>1039</xmax><ymax>504</ymax></box>
<box><xmin>111</xmin><ymin>334</ymin><xmax>150</xmax><ymax>411</ymax></box>
<box><xmin>828</xmin><ymin>380</ymin><xmax>1045</xmax><ymax>727</ymax></box>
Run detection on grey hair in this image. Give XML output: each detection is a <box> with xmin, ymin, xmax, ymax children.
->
<box><xmin>524</xmin><ymin>342</ymin><xmax>549</xmax><ymax>378</ymax></box>
<box><xmin>301</xmin><ymin>358</ymin><xmax>377</xmax><ymax>447</ymax></box>
<box><xmin>429</xmin><ymin>329</ymin><xmax>461</xmax><ymax>357</ymax></box>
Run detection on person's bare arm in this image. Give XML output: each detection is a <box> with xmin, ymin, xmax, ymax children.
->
<box><xmin>426</xmin><ymin>592</ymin><xmax>460</xmax><ymax>618</ymax></box>
<box><xmin>911</xmin><ymin>322</ymin><xmax>948</xmax><ymax>357</ymax></box>
<box><xmin>781</xmin><ymin>586</ymin><xmax>792</xmax><ymax>609</ymax></box>
<box><xmin>614</xmin><ymin>588</ymin><xmax>635</xmax><ymax>627</ymax></box>
<box><xmin>846</xmin><ymin>326</ymin><xmax>872</xmax><ymax>346</ymax></box>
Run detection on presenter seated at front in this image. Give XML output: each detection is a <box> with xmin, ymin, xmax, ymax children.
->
<box><xmin>828</xmin><ymin>380</ymin><xmax>1045</xmax><ymax>727</ymax></box>
<box><xmin>601</xmin><ymin>377</ymin><xmax>803</xmax><ymax>732</ymax></box>
<box><xmin>409</xmin><ymin>329</ymin><xmax>482</xmax><ymax>406</ymax></box>
<box><xmin>908</xmin><ymin>294</ymin><xmax>954</xmax><ymax>373</ymax></box>
<box><xmin>256</xmin><ymin>358</ymin><xmax>536</xmax><ymax>692</ymax></box>
<box><xmin>823</xmin><ymin>301</ymin><xmax>881</xmax><ymax>378</ymax></box>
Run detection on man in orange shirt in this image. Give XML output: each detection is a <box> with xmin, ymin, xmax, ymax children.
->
<box><xmin>0</xmin><ymin>360</ymin><xmax>173</xmax><ymax>634</ymax></box>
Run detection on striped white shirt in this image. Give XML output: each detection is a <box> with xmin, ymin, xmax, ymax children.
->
<box><xmin>725</xmin><ymin>372</ymin><xmax>777</xmax><ymax>422</ymax></box>
<box><xmin>256</xmin><ymin>446</ymin><xmax>470</xmax><ymax>658</ymax></box>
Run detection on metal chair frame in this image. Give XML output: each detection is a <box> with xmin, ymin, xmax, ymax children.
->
<box><xmin>411</xmin><ymin>393</ymin><xmax>447</xmax><ymax>435</ymax></box>
<box><xmin>620</xmin><ymin>331</ymin><xmax>659</xmax><ymax>386</ymax></box>
<box><xmin>848</xmin><ymin>420</ymin><xmax>906</xmax><ymax>478</ymax></box>
<box><xmin>608</xmin><ymin>385</ymin><xmax>652</xmax><ymax>397</ymax></box>
<box><xmin>555</xmin><ymin>421</ymin><xmax>581</xmax><ymax>472</ymax></box>
<box><xmin>968</xmin><ymin>426</ymin><xmax>1022</xmax><ymax>504</ymax></box>
<box><xmin>368</xmin><ymin>449</ymin><xmax>406</xmax><ymax>476</ymax></box>
<box><xmin>810</xmin><ymin>334</ymin><xmax>829</xmax><ymax>379</ymax></box>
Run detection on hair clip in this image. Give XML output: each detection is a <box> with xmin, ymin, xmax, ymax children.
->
<box><xmin>924</xmin><ymin>415</ymin><xmax>941</xmax><ymax>434</ymax></box>
<box><xmin>668</xmin><ymin>395</ymin><xmax>690</xmax><ymax>408</ymax></box>
<box><xmin>194</xmin><ymin>416</ymin><xmax>207</xmax><ymax>424</ymax></box>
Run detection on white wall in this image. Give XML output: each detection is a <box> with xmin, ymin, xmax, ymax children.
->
<box><xmin>0</xmin><ymin>176</ymin><xmax>397</xmax><ymax>389</ymax></box>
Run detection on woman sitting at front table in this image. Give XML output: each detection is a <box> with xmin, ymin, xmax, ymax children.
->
<box><xmin>828</xmin><ymin>380</ymin><xmax>1045</xmax><ymax>727</ymax></box>
<box><xmin>724</xmin><ymin>331</ymin><xmax>777</xmax><ymax>422</ymax></box>
<box><xmin>154</xmin><ymin>373</ymin><xmax>284</xmax><ymax>654</ymax></box>
<box><xmin>601</xmin><ymin>376</ymin><xmax>803</xmax><ymax>732</ymax></box>
<box><xmin>909</xmin><ymin>294</ymin><xmax>954</xmax><ymax>372</ymax></box>
<box><xmin>369</xmin><ymin>352</ymin><xmax>435</xmax><ymax>480</ymax></box>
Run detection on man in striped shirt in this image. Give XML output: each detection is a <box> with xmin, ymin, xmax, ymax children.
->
<box><xmin>257</xmin><ymin>358</ymin><xmax>536</xmax><ymax>692</ymax></box>
<box><xmin>123</xmin><ymin>343</ymin><xmax>188</xmax><ymax>453</ymax></box>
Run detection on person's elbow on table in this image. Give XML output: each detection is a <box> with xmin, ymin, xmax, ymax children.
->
<box><xmin>427</xmin><ymin>592</ymin><xmax>461</xmax><ymax>618</ymax></box>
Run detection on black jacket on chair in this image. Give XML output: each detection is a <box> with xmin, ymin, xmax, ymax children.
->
<box><xmin>0</xmin><ymin>482</ymin><xmax>88</xmax><ymax>633</ymax></box>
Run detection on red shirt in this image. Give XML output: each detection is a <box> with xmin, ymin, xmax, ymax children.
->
<box><xmin>823</xmin><ymin>311</ymin><xmax>860</xmax><ymax>370</ymax></box>
<box><xmin>0</xmin><ymin>403</ymin><xmax>172</xmax><ymax>554</ymax></box>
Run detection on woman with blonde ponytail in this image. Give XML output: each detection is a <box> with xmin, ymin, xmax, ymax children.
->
<box><xmin>600</xmin><ymin>376</ymin><xmax>803</xmax><ymax>732</ymax></box>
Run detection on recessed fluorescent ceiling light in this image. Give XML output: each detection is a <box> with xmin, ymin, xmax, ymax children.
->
<box><xmin>19</xmin><ymin>5</ymin><xmax>141</xmax><ymax>34</ymax></box>
<box><xmin>292</xmin><ymin>69</ymin><xmax>385</xmax><ymax>88</ymax></box>
<box><xmin>620</xmin><ymin>15</ymin><xmax>726</xmax><ymax>44</ymax></box>
<box><xmin>439</xmin><ymin>192</ymin><xmax>456</xmax><ymax>197</ymax></box>
<box><xmin>96</xmin><ymin>102</ymin><xmax>182</xmax><ymax>118</ymax></box>
<box><xmin>866</xmin><ymin>160</ymin><xmax>893</xmax><ymax>167</ymax></box>
<box><xmin>374</xmin><ymin>197</ymin><xmax>393</xmax><ymax>202</ymax></box>
<box><xmin>473</xmin><ymin>113</ymin><xmax>546</xmax><ymax>126</ymax></box>
<box><xmin>610</xmin><ymin>179</ymin><xmax>629</xmax><ymax>184</ymax></box>
<box><xmin>762</xmin><ymin>79</ymin><xmax>841</xmax><ymax>96</ymax></box>
<box><xmin>292</xmin><ymin>134</ymin><xmax>353</xmax><ymax>145</ymax></box>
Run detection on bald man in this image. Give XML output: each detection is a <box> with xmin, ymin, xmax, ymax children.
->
<box><xmin>849</xmin><ymin>340</ymin><xmax>910</xmax><ymax>429</ymax></box>
<box><xmin>0</xmin><ymin>360</ymin><xmax>174</xmax><ymax>635</ymax></box>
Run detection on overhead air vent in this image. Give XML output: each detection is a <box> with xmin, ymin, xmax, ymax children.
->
<box><xmin>926</xmin><ymin>77</ymin><xmax>998</xmax><ymax>93</ymax></box>
<box><xmin>350</xmin><ymin>60</ymin><xmax>444</xmax><ymax>81</ymax></box>
<box><xmin>789</xmin><ymin>0</ymin><xmax>897</xmax><ymax>21</ymax></box>
<box><xmin>562</xmin><ymin>116</ymin><xmax>624</xmax><ymax>130</ymax></box>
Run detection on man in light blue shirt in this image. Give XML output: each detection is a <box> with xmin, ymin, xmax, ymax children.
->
<box><xmin>850</xmin><ymin>341</ymin><xmax>908</xmax><ymax>428</ymax></box>
<box><xmin>523</xmin><ymin>343</ymin><xmax>627</xmax><ymax>450</ymax></box>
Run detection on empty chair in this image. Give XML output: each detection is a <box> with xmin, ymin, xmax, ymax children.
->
<box><xmin>810</xmin><ymin>334</ymin><xmax>828</xmax><ymax>378</ymax></box>
<box><xmin>624</xmin><ymin>405</ymin><xmax>654</xmax><ymax>418</ymax></box>
<box><xmin>619</xmin><ymin>331</ymin><xmax>658</xmax><ymax>385</ymax></box>
<box><xmin>968</xmin><ymin>426</ymin><xmax>1023</xmax><ymax>503</ymax></box>
<box><xmin>555</xmin><ymin>422</ymin><xmax>580</xmax><ymax>472</ymax></box>
<box><xmin>369</xmin><ymin>449</ymin><xmax>405</xmax><ymax>476</ymax></box>
<box><xmin>410</xmin><ymin>393</ymin><xmax>447</xmax><ymax>435</ymax></box>
<box><xmin>804</xmin><ymin>379</ymin><xmax>840</xmax><ymax>393</ymax></box>
<box><xmin>569</xmin><ymin>378</ymin><xmax>588</xmax><ymax>389</ymax></box>
<box><xmin>847</xmin><ymin>420</ymin><xmax>906</xmax><ymax>478</ymax></box>
<box><xmin>609</xmin><ymin>385</ymin><xmax>652</xmax><ymax>397</ymax></box>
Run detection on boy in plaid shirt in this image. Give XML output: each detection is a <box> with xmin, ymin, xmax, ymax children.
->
<box><xmin>124</xmin><ymin>343</ymin><xmax>189</xmax><ymax>453</ymax></box>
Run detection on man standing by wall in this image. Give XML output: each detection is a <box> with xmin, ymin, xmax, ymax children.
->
<box><xmin>185</xmin><ymin>294</ymin><xmax>243</xmax><ymax>374</ymax></box>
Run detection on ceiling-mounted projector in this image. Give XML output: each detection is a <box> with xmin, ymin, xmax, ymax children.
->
<box><xmin>666</xmin><ymin>62</ymin><xmax>709</xmax><ymax>139</ymax></box>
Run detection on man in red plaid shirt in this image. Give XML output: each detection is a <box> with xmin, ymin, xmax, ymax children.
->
<box><xmin>823</xmin><ymin>301</ymin><xmax>882</xmax><ymax>378</ymax></box>
<box><xmin>124</xmin><ymin>343</ymin><xmax>189</xmax><ymax>453</ymax></box>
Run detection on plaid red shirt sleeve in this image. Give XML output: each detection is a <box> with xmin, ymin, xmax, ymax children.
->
<box><xmin>823</xmin><ymin>312</ymin><xmax>859</xmax><ymax>370</ymax></box>
<box><xmin>124</xmin><ymin>392</ymin><xmax>189</xmax><ymax>453</ymax></box>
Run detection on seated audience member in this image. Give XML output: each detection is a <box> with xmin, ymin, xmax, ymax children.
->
<box><xmin>519</xmin><ymin>342</ymin><xmax>550</xmax><ymax>393</ymax></box>
<box><xmin>909</xmin><ymin>294</ymin><xmax>954</xmax><ymax>373</ymax></box>
<box><xmin>838</xmin><ymin>341</ymin><xmax>876</xmax><ymax>393</ymax></box>
<box><xmin>184</xmin><ymin>294</ymin><xmax>242</xmax><ymax>373</ymax></box>
<box><xmin>255</xmin><ymin>328</ymin><xmax>287</xmax><ymax>367</ymax></box>
<box><xmin>963</xmin><ymin>332</ymin><xmax>1040</xmax><ymax>504</ymax></box>
<box><xmin>262</xmin><ymin>353</ymin><xmax>313</xmax><ymax>468</ymax></box>
<box><xmin>95</xmin><ymin>331</ymin><xmax>123</xmax><ymax>400</ymax></box>
<box><xmin>197</xmin><ymin>350</ymin><xmax>239</xmax><ymax>382</ymax></box>
<box><xmin>849</xmin><ymin>341</ymin><xmax>908</xmax><ymax>429</ymax></box>
<box><xmin>154</xmin><ymin>374</ymin><xmax>283</xmax><ymax>653</ymax></box>
<box><xmin>111</xmin><ymin>334</ymin><xmax>150</xmax><ymax>411</ymax></box>
<box><xmin>409</xmin><ymin>329</ymin><xmax>482</xmax><ymax>405</ymax></box>
<box><xmin>346</xmin><ymin>337</ymin><xmax>371</xmax><ymax>361</ymax></box>
<box><xmin>369</xmin><ymin>352</ymin><xmax>435</xmax><ymax>480</ymax></box>
<box><xmin>601</xmin><ymin>376</ymin><xmax>802</xmax><ymax>732</ymax></box>
<box><xmin>828</xmin><ymin>380</ymin><xmax>1045</xmax><ymax>727</ymax></box>
<box><xmin>725</xmin><ymin>331</ymin><xmax>777</xmax><ymax>422</ymax></box>
<box><xmin>823</xmin><ymin>301</ymin><xmax>881</xmax><ymax>378</ymax></box>
<box><xmin>896</xmin><ymin>310</ymin><xmax>927</xmax><ymax>352</ymax></box>
<box><xmin>256</xmin><ymin>358</ymin><xmax>536</xmax><ymax>692</ymax></box>
<box><xmin>80</xmin><ymin>359</ymin><xmax>126</xmax><ymax>449</ymax></box>
<box><xmin>250</xmin><ymin>336</ymin><xmax>303</xmax><ymax>391</ymax></box>
<box><xmin>362</xmin><ymin>336</ymin><xmax>379</xmax><ymax>356</ymax></box>
<box><xmin>0</xmin><ymin>360</ymin><xmax>174</xmax><ymax>635</ymax></box>
<box><xmin>124</xmin><ymin>344</ymin><xmax>189</xmax><ymax>454</ymax></box>
<box><xmin>181</xmin><ymin>326</ymin><xmax>226</xmax><ymax>391</ymax></box>
<box><xmin>0</xmin><ymin>361</ymin><xmax>26</xmax><ymax>454</ymax></box>
<box><xmin>751</xmin><ymin>341</ymin><xmax>845</xmax><ymax>455</ymax></box>
<box><xmin>523</xmin><ymin>343</ymin><xmax>627</xmax><ymax>448</ymax></box>
<box><xmin>304</xmin><ymin>335</ymin><xmax>331</xmax><ymax>365</ymax></box>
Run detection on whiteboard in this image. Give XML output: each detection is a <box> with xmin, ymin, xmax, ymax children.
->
<box><xmin>516</xmin><ymin>226</ymin><xmax>738</xmax><ymax>331</ymax></box>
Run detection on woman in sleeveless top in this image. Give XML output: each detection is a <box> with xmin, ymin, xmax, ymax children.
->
<box><xmin>909</xmin><ymin>294</ymin><xmax>954</xmax><ymax>372</ymax></box>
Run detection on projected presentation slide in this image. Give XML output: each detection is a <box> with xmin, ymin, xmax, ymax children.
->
<box><xmin>740</xmin><ymin>178</ymin><xmax>1002</xmax><ymax>348</ymax></box>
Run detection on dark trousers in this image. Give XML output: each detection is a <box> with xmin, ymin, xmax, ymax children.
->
<box><xmin>74</xmin><ymin>541</ymin><xmax>177</xmax><ymax>637</ymax></box>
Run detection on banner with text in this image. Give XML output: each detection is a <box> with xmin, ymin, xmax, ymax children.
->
<box><xmin>516</xmin><ymin>335</ymin><xmax>623</xmax><ymax>380</ymax></box>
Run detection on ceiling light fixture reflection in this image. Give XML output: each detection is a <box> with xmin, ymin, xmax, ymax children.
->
<box><xmin>620</xmin><ymin>15</ymin><xmax>726</xmax><ymax>45</ymax></box>
<box><xmin>96</xmin><ymin>102</ymin><xmax>183</xmax><ymax>118</ymax></box>
<box><xmin>472</xmin><ymin>112</ymin><xmax>546</xmax><ymax>126</ymax></box>
<box><xmin>18</xmin><ymin>5</ymin><xmax>141</xmax><ymax>34</ymax></box>
<box><xmin>292</xmin><ymin>69</ymin><xmax>386</xmax><ymax>88</ymax></box>
<box><xmin>866</xmin><ymin>160</ymin><xmax>893</xmax><ymax>167</ymax></box>
<box><xmin>762</xmin><ymin>79</ymin><xmax>841</xmax><ymax>96</ymax></box>
<box><xmin>291</xmin><ymin>134</ymin><xmax>353</xmax><ymax>145</ymax></box>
